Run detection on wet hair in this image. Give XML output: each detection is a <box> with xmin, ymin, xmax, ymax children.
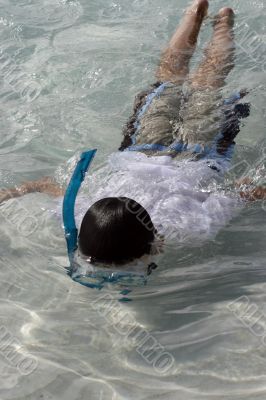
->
<box><xmin>78</xmin><ymin>197</ymin><xmax>156</xmax><ymax>265</ymax></box>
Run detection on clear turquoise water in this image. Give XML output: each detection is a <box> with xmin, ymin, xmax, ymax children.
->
<box><xmin>0</xmin><ymin>0</ymin><xmax>266</xmax><ymax>399</ymax></box>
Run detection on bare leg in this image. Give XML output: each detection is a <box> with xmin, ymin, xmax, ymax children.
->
<box><xmin>156</xmin><ymin>0</ymin><xmax>209</xmax><ymax>85</ymax></box>
<box><xmin>191</xmin><ymin>7</ymin><xmax>235</xmax><ymax>89</ymax></box>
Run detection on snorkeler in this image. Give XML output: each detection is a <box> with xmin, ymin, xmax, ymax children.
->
<box><xmin>1</xmin><ymin>0</ymin><xmax>266</xmax><ymax>274</ymax></box>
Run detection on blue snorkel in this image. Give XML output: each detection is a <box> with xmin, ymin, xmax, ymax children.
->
<box><xmin>63</xmin><ymin>149</ymin><xmax>97</xmax><ymax>263</ymax></box>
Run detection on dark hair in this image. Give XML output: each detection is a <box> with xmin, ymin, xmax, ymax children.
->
<box><xmin>78</xmin><ymin>197</ymin><xmax>156</xmax><ymax>265</ymax></box>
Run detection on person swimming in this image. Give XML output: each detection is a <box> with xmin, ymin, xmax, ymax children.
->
<box><xmin>1</xmin><ymin>0</ymin><xmax>266</xmax><ymax>277</ymax></box>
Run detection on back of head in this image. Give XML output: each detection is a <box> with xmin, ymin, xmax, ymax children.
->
<box><xmin>78</xmin><ymin>197</ymin><xmax>156</xmax><ymax>265</ymax></box>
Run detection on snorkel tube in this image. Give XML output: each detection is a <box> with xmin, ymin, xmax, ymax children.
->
<box><xmin>63</xmin><ymin>149</ymin><xmax>97</xmax><ymax>263</ymax></box>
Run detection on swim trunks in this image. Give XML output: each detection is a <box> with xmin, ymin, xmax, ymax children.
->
<box><xmin>120</xmin><ymin>82</ymin><xmax>249</xmax><ymax>159</ymax></box>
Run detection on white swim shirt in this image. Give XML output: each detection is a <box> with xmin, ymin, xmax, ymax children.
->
<box><xmin>65</xmin><ymin>151</ymin><xmax>241</xmax><ymax>247</ymax></box>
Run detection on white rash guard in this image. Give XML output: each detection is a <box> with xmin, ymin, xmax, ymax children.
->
<box><xmin>60</xmin><ymin>151</ymin><xmax>242</xmax><ymax>247</ymax></box>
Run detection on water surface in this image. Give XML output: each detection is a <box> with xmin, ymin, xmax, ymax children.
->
<box><xmin>0</xmin><ymin>0</ymin><xmax>266</xmax><ymax>399</ymax></box>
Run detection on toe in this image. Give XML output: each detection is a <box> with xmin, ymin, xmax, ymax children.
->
<box><xmin>213</xmin><ymin>7</ymin><xmax>234</xmax><ymax>27</ymax></box>
<box><xmin>198</xmin><ymin>0</ymin><xmax>209</xmax><ymax>16</ymax></box>
<box><xmin>187</xmin><ymin>0</ymin><xmax>209</xmax><ymax>17</ymax></box>
<box><xmin>218</xmin><ymin>7</ymin><xmax>234</xmax><ymax>18</ymax></box>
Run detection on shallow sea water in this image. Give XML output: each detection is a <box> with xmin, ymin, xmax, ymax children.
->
<box><xmin>0</xmin><ymin>0</ymin><xmax>266</xmax><ymax>399</ymax></box>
